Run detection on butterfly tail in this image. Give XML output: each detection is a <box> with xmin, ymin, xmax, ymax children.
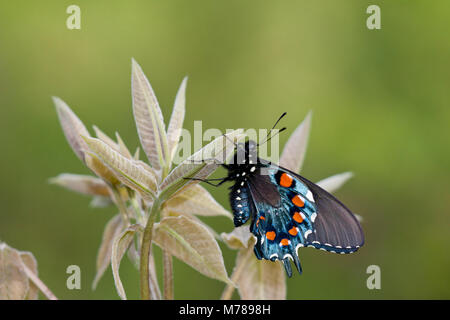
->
<box><xmin>282</xmin><ymin>254</ymin><xmax>302</xmax><ymax>277</ymax></box>
<box><xmin>292</xmin><ymin>254</ymin><xmax>302</xmax><ymax>274</ymax></box>
<box><xmin>282</xmin><ymin>259</ymin><xmax>293</xmax><ymax>278</ymax></box>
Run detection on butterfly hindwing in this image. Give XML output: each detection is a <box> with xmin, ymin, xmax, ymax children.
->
<box><xmin>245</xmin><ymin>166</ymin><xmax>317</xmax><ymax>276</ymax></box>
<box><xmin>244</xmin><ymin>164</ymin><xmax>364</xmax><ymax>276</ymax></box>
<box><xmin>287</xmin><ymin>169</ymin><xmax>365</xmax><ymax>253</ymax></box>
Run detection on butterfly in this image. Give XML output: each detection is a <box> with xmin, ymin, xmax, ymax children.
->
<box><xmin>202</xmin><ymin>113</ymin><xmax>364</xmax><ymax>277</ymax></box>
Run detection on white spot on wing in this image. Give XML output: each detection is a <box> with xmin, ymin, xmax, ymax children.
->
<box><xmin>306</xmin><ymin>190</ymin><xmax>314</xmax><ymax>202</ymax></box>
<box><xmin>283</xmin><ymin>254</ymin><xmax>293</xmax><ymax>261</ymax></box>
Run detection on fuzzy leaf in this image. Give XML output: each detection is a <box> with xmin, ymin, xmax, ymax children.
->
<box><xmin>221</xmin><ymin>226</ymin><xmax>254</xmax><ymax>250</ymax></box>
<box><xmin>133</xmin><ymin>147</ymin><xmax>140</xmax><ymax>160</ymax></box>
<box><xmin>233</xmin><ymin>246</ymin><xmax>286</xmax><ymax>300</ymax></box>
<box><xmin>111</xmin><ymin>225</ymin><xmax>141</xmax><ymax>300</ymax></box>
<box><xmin>165</xmin><ymin>184</ymin><xmax>232</xmax><ymax>219</ymax></box>
<box><xmin>316</xmin><ymin>172</ymin><xmax>353</xmax><ymax>194</ymax></box>
<box><xmin>93</xmin><ymin>126</ymin><xmax>133</xmax><ymax>160</ymax></box>
<box><xmin>164</xmin><ymin>209</ymin><xmax>222</xmax><ymax>242</ymax></box>
<box><xmin>279</xmin><ymin>111</ymin><xmax>312</xmax><ymax>173</ymax></box>
<box><xmin>93</xmin><ymin>126</ymin><xmax>120</xmax><ymax>152</ymax></box>
<box><xmin>53</xmin><ymin>96</ymin><xmax>90</xmax><ymax>163</ymax></box>
<box><xmin>160</xmin><ymin>130</ymin><xmax>243</xmax><ymax>201</ymax></box>
<box><xmin>0</xmin><ymin>243</ymin><xmax>29</xmax><ymax>300</ymax></box>
<box><xmin>85</xmin><ymin>153</ymin><xmax>120</xmax><ymax>185</ymax></box>
<box><xmin>115</xmin><ymin>132</ymin><xmax>133</xmax><ymax>159</ymax></box>
<box><xmin>131</xmin><ymin>59</ymin><xmax>169</xmax><ymax>171</ymax></box>
<box><xmin>93</xmin><ymin>214</ymin><xmax>124</xmax><ymax>290</ymax></box>
<box><xmin>153</xmin><ymin>216</ymin><xmax>233</xmax><ymax>286</ymax></box>
<box><xmin>167</xmin><ymin>77</ymin><xmax>187</xmax><ymax>163</ymax></box>
<box><xmin>19</xmin><ymin>252</ymin><xmax>39</xmax><ymax>300</ymax></box>
<box><xmin>84</xmin><ymin>136</ymin><xmax>157</xmax><ymax>200</ymax></box>
<box><xmin>49</xmin><ymin>173</ymin><xmax>110</xmax><ymax>197</ymax></box>
<box><xmin>90</xmin><ymin>196</ymin><xmax>113</xmax><ymax>208</ymax></box>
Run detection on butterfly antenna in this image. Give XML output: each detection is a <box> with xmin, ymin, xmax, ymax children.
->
<box><xmin>259</xmin><ymin>126</ymin><xmax>286</xmax><ymax>147</ymax></box>
<box><xmin>257</xmin><ymin>112</ymin><xmax>287</xmax><ymax>147</ymax></box>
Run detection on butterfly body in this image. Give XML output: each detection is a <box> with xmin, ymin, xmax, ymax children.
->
<box><xmin>224</xmin><ymin>140</ymin><xmax>364</xmax><ymax>277</ymax></box>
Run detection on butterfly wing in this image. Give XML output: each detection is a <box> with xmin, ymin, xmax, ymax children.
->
<box><xmin>289</xmin><ymin>169</ymin><xmax>365</xmax><ymax>253</ymax></box>
<box><xmin>246</xmin><ymin>164</ymin><xmax>364</xmax><ymax>276</ymax></box>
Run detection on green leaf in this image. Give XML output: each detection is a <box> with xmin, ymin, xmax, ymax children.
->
<box><xmin>131</xmin><ymin>58</ymin><xmax>169</xmax><ymax>172</ymax></box>
<box><xmin>167</xmin><ymin>77</ymin><xmax>187</xmax><ymax>163</ymax></box>
<box><xmin>111</xmin><ymin>225</ymin><xmax>141</xmax><ymax>300</ymax></box>
<box><xmin>153</xmin><ymin>216</ymin><xmax>233</xmax><ymax>286</ymax></box>
<box><xmin>83</xmin><ymin>136</ymin><xmax>157</xmax><ymax>201</ymax></box>
<box><xmin>53</xmin><ymin>96</ymin><xmax>90</xmax><ymax>163</ymax></box>
<box><xmin>279</xmin><ymin>111</ymin><xmax>312</xmax><ymax>173</ymax></box>
<box><xmin>165</xmin><ymin>184</ymin><xmax>232</xmax><ymax>219</ymax></box>
<box><xmin>0</xmin><ymin>243</ymin><xmax>29</xmax><ymax>300</ymax></box>
<box><xmin>49</xmin><ymin>173</ymin><xmax>110</xmax><ymax>197</ymax></box>
<box><xmin>93</xmin><ymin>214</ymin><xmax>124</xmax><ymax>290</ymax></box>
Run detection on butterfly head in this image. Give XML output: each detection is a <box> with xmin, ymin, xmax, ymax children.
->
<box><xmin>234</xmin><ymin>140</ymin><xmax>259</xmax><ymax>166</ymax></box>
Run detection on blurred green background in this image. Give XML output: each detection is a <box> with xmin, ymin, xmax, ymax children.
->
<box><xmin>0</xmin><ymin>0</ymin><xmax>449</xmax><ymax>299</ymax></box>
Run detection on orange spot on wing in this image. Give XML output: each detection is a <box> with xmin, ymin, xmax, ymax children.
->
<box><xmin>266</xmin><ymin>231</ymin><xmax>276</xmax><ymax>241</ymax></box>
<box><xmin>260</xmin><ymin>216</ymin><xmax>265</xmax><ymax>220</ymax></box>
<box><xmin>280</xmin><ymin>238</ymin><xmax>290</xmax><ymax>246</ymax></box>
<box><xmin>293</xmin><ymin>212</ymin><xmax>304</xmax><ymax>223</ymax></box>
<box><xmin>292</xmin><ymin>195</ymin><xmax>305</xmax><ymax>207</ymax></box>
<box><xmin>288</xmin><ymin>226</ymin><xmax>298</xmax><ymax>236</ymax></box>
<box><xmin>279</xmin><ymin>173</ymin><xmax>293</xmax><ymax>188</ymax></box>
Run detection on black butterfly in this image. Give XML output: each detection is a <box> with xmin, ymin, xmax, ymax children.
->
<box><xmin>197</xmin><ymin>114</ymin><xmax>364</xmax><ymax>277</ymax></box>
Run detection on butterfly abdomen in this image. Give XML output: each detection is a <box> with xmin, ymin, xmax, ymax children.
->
<box><xmin>229</xmin><ymin>183</ymin><xmax>253</xmax><ymax>227</ymax></box>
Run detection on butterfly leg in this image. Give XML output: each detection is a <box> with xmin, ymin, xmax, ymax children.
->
<box><xmin>182</xmin><ymin>177</ymin><xmax>229</xmax><ymax>187</ymax></box>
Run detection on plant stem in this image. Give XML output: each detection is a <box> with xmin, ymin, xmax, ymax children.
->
<box><xmin>111</xmin><ymin>188</ymin><xmax>129</xmax><ymax>225</ymax></box>
<box><xmin>140</xmin><ymin>197</ymin><xmax>161</xmax><ymax>300</ymax></box>
<box><xmin>22</xmin><ymin>264</ymin><xmax>58</xmax><ymax>300</ymax></box>
<box><xmin>221</xmin><ymin>247</ymin><xmax>253</xmax><ymax>300</ymax></box>
<box><xmin>163</xmin><ymin>251</ymin><xmax>174</xmax><ymax>299</ymax></box>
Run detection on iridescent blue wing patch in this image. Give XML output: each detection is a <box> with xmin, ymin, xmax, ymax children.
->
<box><xmin>243</xmin><ymin>165</ymin><xmax>364</xmax><ymax>277</ymax></box>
